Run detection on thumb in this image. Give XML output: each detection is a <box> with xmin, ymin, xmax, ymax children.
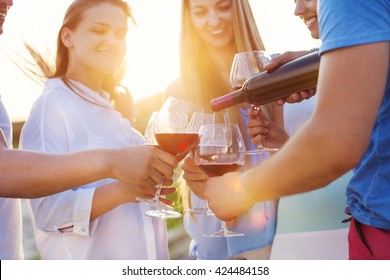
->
<box><xmin>263</xmin><ymin>60</ymin><xmax>279</xmax><ymax>71</ymax></box>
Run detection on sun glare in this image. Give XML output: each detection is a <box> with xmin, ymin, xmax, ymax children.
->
<box><xmin>0</xmin><ymin>0</ymin><xmax>318</xmax><ymax>122</ymax></box>
<box><xmin>123</xmin><ymin>0</ymin><xmax>181</xmax><ymax>101</ymax></box>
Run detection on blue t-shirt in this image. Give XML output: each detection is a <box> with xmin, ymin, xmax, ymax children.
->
<box><xmin>319</xmin><ymin>0</ymin><xmax>390</xmax><ymax>229</ymax></box>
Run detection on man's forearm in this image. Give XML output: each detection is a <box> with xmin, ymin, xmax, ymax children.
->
<box><xmin>242</xmin><ymin>44</ymin><xmax>388</xmax><ymax>206</ymax></box>
<box><xmin>241</xmin><ymin>119</ymin><xmax>353</xmax><ymax>207</ymax></box>
<box><xmin>0</xmin><ymin>149</ymin><xmax>111</xmax><ymax>198</ymax></box>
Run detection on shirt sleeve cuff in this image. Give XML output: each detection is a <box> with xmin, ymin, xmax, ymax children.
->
<box><xmin>72</xmin><ymin>187</ymin><xmax>96</xmax><ymax>237</ymax></box>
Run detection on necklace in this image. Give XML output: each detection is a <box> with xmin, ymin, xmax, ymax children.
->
<box><xmin>61</xmin><ymin>78</ymin><xmax>113</xmax><ymax>110</ymax></box>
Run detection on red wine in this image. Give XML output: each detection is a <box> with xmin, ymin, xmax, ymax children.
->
<box><xmin>198</xmin><ymin>163</ymin><xmax>243</xmax><ymax>177</ymax></box>
<box><xmin>210</xmin><ymin>52</ymin><xmax>320</xmax><ymax>111</ymax></box>
<box><xmin>155</xmin><ymin>133</ymin><xmax>199</xmax><ymax>161</ymax></box>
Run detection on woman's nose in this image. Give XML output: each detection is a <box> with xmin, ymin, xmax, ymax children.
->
<box><xmin>294</xmin><ymin>0</ymin><xmax>306</xmax><ymax>16</ymax></box>
<box><xmin>207</xmin><ymin>9</ymin><xmax>222</xmax><ymax>26</ymax></box>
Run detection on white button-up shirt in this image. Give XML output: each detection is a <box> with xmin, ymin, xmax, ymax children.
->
<box><xmin>20</xmin><ymin>78</ymin><xmax>167</xmax><ymax>259</ymax></box>
<box><xmin>0</xmin><ymin>97</ymin><xmax>24</xmax><ymax>260</ymax></box>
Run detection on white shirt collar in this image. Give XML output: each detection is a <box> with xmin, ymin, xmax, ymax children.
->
<box><xmin>61</xmin><ymin>78</ymin><xmax>114</xmax><ymax>110</ymax></box>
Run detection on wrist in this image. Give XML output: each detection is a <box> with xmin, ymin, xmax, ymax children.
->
<box><xmin>111</xmin><ymin>181</ymin><xmax>131</xmax><ymax>204</ymax></box>
<box><xmin>101</xmin><ymin>149</ymin><xmax>117</xmax><ymax>179</ymax></box>
<box><xmin>239</xmin><ymin>172</ymin><xmax>257</xmax><ymax>209</ymax></box>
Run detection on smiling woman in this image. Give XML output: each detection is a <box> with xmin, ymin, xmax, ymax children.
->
<box><xmin>0</xmin><ymin>0</ymin><xmax>316</xmax><ymax>123</ymax></box>
<box><xmin>19</xmin><ymin>0</ymin><xmax>180</xmax><ymax>260</ymax></box>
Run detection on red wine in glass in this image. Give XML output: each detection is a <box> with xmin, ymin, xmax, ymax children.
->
<box><xmin>194</xmin><ymin>124</ymin><xmax>246</xmax><ymax>237</ymax></box>
<box><xmin>198</xmin><ymin>162</ymin><xmax>243</xmax><ymax>177</ymax></box>
<box><xmin>145</xmin><ymin>96</ymin><xmax>204</xmax><ymax>219</ymax></box>
<box><xmin>155</xmin><ymin>133</ymin><xmax>199</xmax><ymax>161</ymax></box>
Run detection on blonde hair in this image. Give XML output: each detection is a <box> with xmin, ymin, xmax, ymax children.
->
<box><xmin>179</xmin><ymin>0</ymin><xmax>265</xmax><ymax>107</ymax></box>
<box><xmin>177</xmin><ymin>0</ymin><xmax>268</xmax><ymax>211</ymax></box>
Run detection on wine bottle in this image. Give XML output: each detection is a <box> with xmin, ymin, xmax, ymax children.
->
<box><xmin>210</xmin><ymin>52</ymin><xmax>320</xmax><ymax>111</ymax></box>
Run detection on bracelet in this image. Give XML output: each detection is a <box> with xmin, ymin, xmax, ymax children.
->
<box><xmin>310</xmin><ymin>47</ymin><xmax>320</xmax><ymax>52</ymax></box>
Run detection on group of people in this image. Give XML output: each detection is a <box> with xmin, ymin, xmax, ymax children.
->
<box><xmin>0</xmin><ymin>0</ymin><xmax>389</xmax><ymax>261</ymax></box>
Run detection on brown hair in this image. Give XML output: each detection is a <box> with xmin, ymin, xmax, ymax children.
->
<box><xmin>21</xmin><ymin>0</ymin><xmax>135</xmax><ymax>121</ymax></box>
<box><xmin>24</xmin><ymin>0</ymin><xmax>134</xmax><ymax>95</ymax></box>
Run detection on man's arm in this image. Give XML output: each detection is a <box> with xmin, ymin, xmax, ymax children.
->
<box><xmin>0</xmin><ymin>131</ymin><xmax>178</xmax><ymax>199</ymax></box>
<box><xmin>206</xmin><ymin>42</ymin><xmax>389</xmax><ymax>221</ymax></box>
<box><xmin>0</xmin><ymin>131</ymin><xmax>109</xmax><ymax>198</ymax></box>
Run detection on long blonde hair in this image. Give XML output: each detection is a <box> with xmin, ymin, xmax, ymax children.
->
<box><xmin>179</xmin><ymin>0</ymin><xmax>265</xmax><ymax>106</ymax></box>
<box><xmin>177</xmin><ymin>0</ymin><xmax>269</xmax><ymax>211</ymax></box>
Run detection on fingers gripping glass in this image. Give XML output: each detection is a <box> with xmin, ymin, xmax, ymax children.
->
<box><xmin>145</xmin><ymin>97</ymin><xmax>203</xmax><ymax>219</ymax></box>
<box><xmin>246</xmin><ymin>105</ymin><xmax>279</xmax><ymax>155</ymax></box>
<box><xmin>135</xmin><ymin>112</ymin><xmax>181</xmax><ymax>219</ymax></box>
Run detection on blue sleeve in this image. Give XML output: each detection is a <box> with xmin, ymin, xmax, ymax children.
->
<box><xmin>319</xmin><ymin>0</ymin><xmax>390</xmax><ymax>53</ymax></box>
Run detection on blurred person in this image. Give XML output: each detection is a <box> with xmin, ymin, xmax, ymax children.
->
<box><xmin>0</xmin><ymin>0</ymin><xmax>176</xmax><ymax>260</ymax></box>
<box><xmin>165</xmin><ymin>0</ymin><xmax>280</xmax><ymax>260</ymax></box>
<box><xmin>206</xmin><ymin>0</ymin><xmax>390</xmax><ymax>260</ymax></box>
<box><xmin>0</xmin><ymin>64</ymin><xmax>23</xmax><ymax>259</ymax></box>
<box><xmin>20</xmin><ymin>0</ymin><xmax>178</xmax><ymax>259</ymax></box>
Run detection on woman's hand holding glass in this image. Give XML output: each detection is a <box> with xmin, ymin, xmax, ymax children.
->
<box><xmin>181</xmin><ymin>156</ymin><xmax>209</xmax><ymax>199</ymax></box>
<box><xmin>145</xmin><ymin>97</ymin><xmax>203</xmax><ymax>219</ymax></box>
<box><xmin>123</xmin><ymin>145</ymin><xmax>178</xmax><ymax>194</ymax></box>
<box><xmin>247</xmin><ymin>106</ymin><xmax>289</xmax><ymax>150</ymax></box>
<box><xmin>92</xmin><ymin>145</ymin><xmax>178</xmax><ymax>220</ymax></box>
<box><xmin>135</xmin><ymin>112</ymin><xmax>178</xmax><ymax>209</ymax></box>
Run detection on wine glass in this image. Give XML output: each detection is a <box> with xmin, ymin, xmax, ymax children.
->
<box><xmin>186</xmin><ymin>111</ymin><xmax>231</xmax><ymax>216</ymax></box>
<box><xmin>194</xmin><ymin>124</ymin><xmax>246</xmax><ymax>237</ymax></box>
<box><xmin>135</xmin><ymin>112</ymin><xmax>176</xmax><ymax>213</ymax></box>
<box><xmin>145</xmin><ymin>97</ymin><xmax>203</xmax><ymax>219</ymax></box>
<box><xmin>230</xmin><ymin>50</ymin><xmax>271</xmax><ymax>89</ymax></box>
<box><xmin>230</xmin><ymin>50</ymin><xmax>279</xmax><ymax>154</ymax></box>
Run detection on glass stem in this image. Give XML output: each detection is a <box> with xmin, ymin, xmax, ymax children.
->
<box><xmin>253</xmin><ymin>105</ymin><xmax>265</xmax><ymax>149</ymax></box>
<box><xmin>221</xmin><ymin>221</ymin><xmax>228</xmax><ymax>233</ymax></box>
<box><xmin>153</xmin><ymin>183</ymin><xmax>162</xmax><ymax>202</ymax></box>
<box><xmin>204</xmin><ymin>199</ymin><xmax>209</xmax><ymax>210</ymax></box>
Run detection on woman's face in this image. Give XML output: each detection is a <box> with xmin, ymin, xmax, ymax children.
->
<box><xmin>189</xmin><ymin>0</ymin><xmax>234</xmax><ymax>49</ymax></box>
<box><xmin>64</xmin><ymin>2</ymin><xmax>128</xmax><ymax>76</ymax></box>
<box><xmin>294</xmin><ymin>0</ymin><xmax>319</xmax><ymax>39</ymax></box>
<box><xmin>0</xmin><ymin>0</ymin><xmax>13</xmax><ymax>35</ymax></box>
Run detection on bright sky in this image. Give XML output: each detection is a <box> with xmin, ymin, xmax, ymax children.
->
<box><xmin>0</xmin><ymin>0</ymin><xmax>319</xmax><ymax>122</ymax></box>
